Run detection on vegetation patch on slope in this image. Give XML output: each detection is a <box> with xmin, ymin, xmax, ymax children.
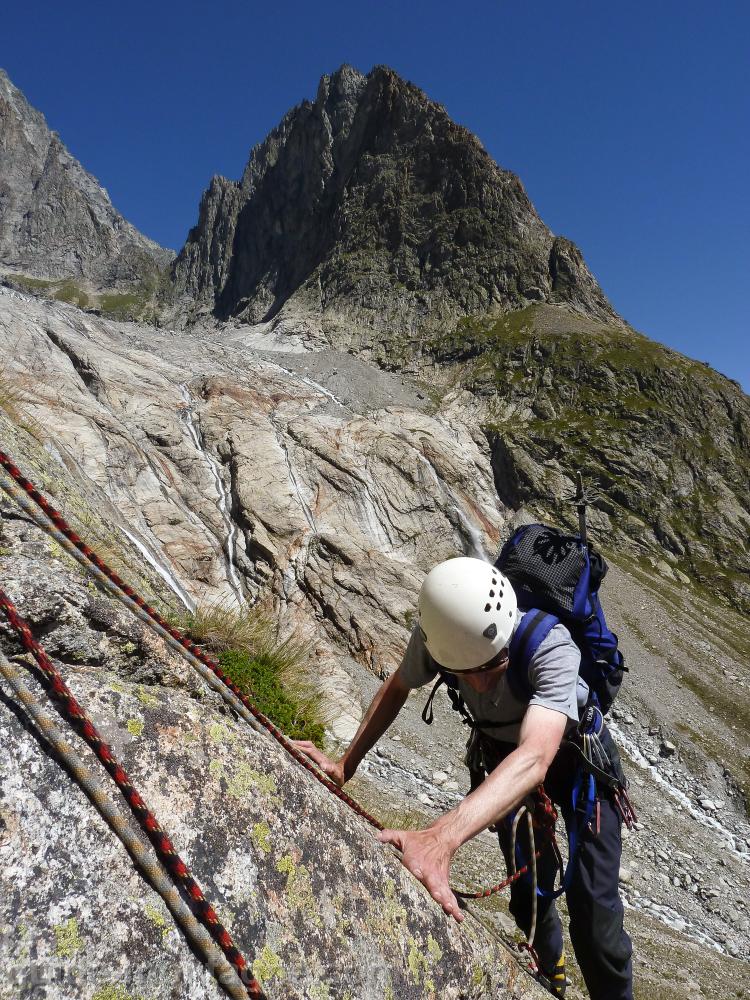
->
<box><xmin>426</xmin><ymin>304</ymin><xmax>750</xmax><ymax>613</ymax></box>
<box><xmin>172</xmin><ymin>602</ymin><xmax>327</xmax><ymax>743</ymax></box>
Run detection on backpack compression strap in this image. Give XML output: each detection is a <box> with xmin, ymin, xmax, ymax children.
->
<box><xmin>507</xmin><ymin>610</ymin><xmax>560</xmax><ymax>702</ymax></box>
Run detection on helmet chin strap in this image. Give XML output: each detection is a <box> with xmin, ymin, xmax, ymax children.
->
<box><xmin>441</xmin><ymin>649</ymin><xmax>509</xmax><ymax>677</ymax></box>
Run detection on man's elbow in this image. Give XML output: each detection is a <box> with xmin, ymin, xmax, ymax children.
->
<box><xmin>524</xmin><ymin>736</ymin><xmax>565</xmax><ymax>786</ymax></box>
<box><xmin>527</xmin><ymin>752</ymin><xmax>551</xmax><ymax>789</ymax></box>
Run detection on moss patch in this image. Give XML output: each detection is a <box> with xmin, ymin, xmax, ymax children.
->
<box><xmin>251</xmin><ymin>821</ymin><xmax>272</xmax><ymax>855</ymax></box>
<box><xmin>472</xmin><ymin>964</ymin><xmax>486</xmax><ymax>986</ymax></box>
<box><xmin>368</xmin><ymin>878</ymin><xmax>408</xmax><ymax>946</ymax></box>
<box><xmin>208</xmin><ymin>722</ymin><xmax>236</xmax><ymax>743</ymax></box>
<box><xmin>427</xmin><ymin>934</ymin><xmax>443</xmax><ymax>962</ymax></box>
<box><xmin>275</xmin><ymin>854</ymin><xmax>321</xmax><ymax>925</ymax></box>
<box><xmin>308</xmin><ymin>985</ymin><xmax>331</xmax><ymax>1000</ymax></box>
<box><xmin>92</xmin><ymin>986</ymin><xmax>148</xmax><ymax>1000</ymax></box>
<box><xmin>229</xmin><ymin>762</ymin><xmax>278</xmax><ymax>801</ymax></box>
<box><xmin>252</xmin><ymin>944</ymin><xmax>284</xmax><ymax>985</ymax></box>
<box><xmin>135</xmin><ymin>686</ymin><xmax>158</xmax><ymax>707</ymax></box>
<box><xmin>407</xmin><ymin>937</ymin><xmax>429</xmax><ymax>984</ymax></box>
<box><xmin>54</xmin><ymin>917</ymin><xmax>83</xmax><ymax>958</ymax></box>
<box><xmin>126</xmin><ymin>718</ymin><xmax>144</xmax><ymax>737</ymax></box>
<box><xmin>219</xmin><ymin>649</ymin><xmax>325</xmax><ymax>743</ymax></box>
<box><xmin>144</xmin><ymin>902</ymin><xmax>172</xmax><ymax>940</ymax></box>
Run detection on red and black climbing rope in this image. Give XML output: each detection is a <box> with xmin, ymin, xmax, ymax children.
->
<box><xmin>0</xmin><ymin>448</ymin><xmax>564</xmax><ymax>909</ymax></box>
<box><xmin>0</xmin><ymin>586</ymin><xmax>264</xmax><ymax>1000</ymax></box>
<box><xmin>0</xmin><ymin>449</ymin><xmax>383</xmax><ymax>830</ymax></box>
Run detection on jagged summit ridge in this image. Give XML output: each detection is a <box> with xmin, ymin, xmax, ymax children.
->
<box><xmin>0</xmin><ymin>68</ymin><xmax>173</xmax><ymax>287</ymax></box>
<box><xmin>173</xmin><ymin>65</ymin><xmax>616</xmax><ymax>342</ymax></box>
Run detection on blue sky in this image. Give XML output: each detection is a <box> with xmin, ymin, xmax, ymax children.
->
<box><xmin>3</xmin><ymin>0</ymin><xmax>748</xmax><ymax>389</ymax></box>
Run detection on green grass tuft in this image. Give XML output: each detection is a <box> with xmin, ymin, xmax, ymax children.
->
<box><xmin>220</xmin><ymin>648</ymin><xmax>326</xmax><ymax>743</ymax></box>
<box><xmin>173</xmin><ymin>600</ymin><xmax>275</xmax><ymax>653</ymax></box>
<box><xmin>172</xmin><ymin>601</ymin><xmax>327</xmax><ymax>743</ymax></box>
<box><xmin>54</xmin><ymin>281</ymin><xmax>90</xmax><ymax>308</ymax></box>
<box><xmin>98</xmin><ymin>291</ymin><xmax>148</xmax><ymax>320</ymax></box>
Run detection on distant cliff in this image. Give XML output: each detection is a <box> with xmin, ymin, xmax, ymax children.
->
<box><xmin>172</xmin><ymin>65</ymin><xmax>615</xmax><ymax>344</ymax></box>
<box><xmin>0</xmin><ymin>68</ymin><xmax>172</xmax><ymax>288</ymax></box>
<box><xmin>170</xmin><ymin>64</ymin><xmax>750</xmax><ymax>614</ymax></box>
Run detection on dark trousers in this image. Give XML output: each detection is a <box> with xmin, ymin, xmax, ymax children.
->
<box><xmin>484</xmin><ymin>738</ymin><xmax>633</xmax><ymax>1000</ymax></box>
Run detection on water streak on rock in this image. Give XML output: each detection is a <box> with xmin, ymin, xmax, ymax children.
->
<box><xmin>117</xmin><ymin>525</ymin><xmax>195</xmax><ymax>611</ymax></box>
<box><xmin>179</xmin><ymin>384</ymin><xmax>244</xmax><ymax>605</ymax></box>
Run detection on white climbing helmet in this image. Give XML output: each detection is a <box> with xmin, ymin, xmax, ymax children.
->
<box><xmin>418</xmin><ymin>557</ymin><xmax>517</xmax><ymax>670</ymax></box>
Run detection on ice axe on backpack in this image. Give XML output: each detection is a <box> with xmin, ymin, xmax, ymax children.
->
<box><xmin>569</xmin><ymin>470</ymin><xmax>602</xmax><ymax>550</ymax></box>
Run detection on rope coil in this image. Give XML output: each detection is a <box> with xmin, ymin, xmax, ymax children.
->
<box><xmin>455</xmin><ymin>786</ymin><xmax>559</xmax><ymax>901</ymax></box>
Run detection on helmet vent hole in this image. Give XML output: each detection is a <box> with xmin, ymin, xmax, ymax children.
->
<box><xmin>484</xmin><ymin>603</ymin><xmax>491</xmax><ymax>613</ymax></box>
<box><xmin>489</xmin><ymin>590</ymin><xmax>495</xmax><ymax>598</ymax></box>
<box><xmin>496</xmin><ymin>602</ymin><xmax>501</xmax><ymax>610</ymax></box>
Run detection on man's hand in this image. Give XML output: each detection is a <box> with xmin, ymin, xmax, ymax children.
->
<box><xmin>293</xmin><ymin>668</ymin><xmax>410</xmax><ymax>788</ymax></box>
<box><xmin>293</xmin><ymin>740</ymin><xmax>346</xmax><ymax>787</ymax></box>
<box><xmin>377</xmin><ymin>826</ymin><xmax>464</xmax><ymax>922</ymax></box>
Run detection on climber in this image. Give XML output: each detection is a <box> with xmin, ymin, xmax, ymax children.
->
<box><xmin>295</xmin><ymin>555</ymin><xmax>633</xmax><ymax>1000</ymax></box>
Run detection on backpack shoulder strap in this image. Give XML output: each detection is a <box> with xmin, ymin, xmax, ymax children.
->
<box><xmin>422</xmin><ymin>668</ymin><xmax>485</xmax><ymax>728</ymax></box>
<box><xmin>507</xmin><ymin>609</ymin><xmax>560</xmax><ymax>702</ymax></box>
<box><xmin>422</xmin><ymin>670</ymin><xmax>472</xmax><ymax>725</ymax></box>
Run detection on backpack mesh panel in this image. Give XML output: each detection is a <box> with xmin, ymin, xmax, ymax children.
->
<box><xmin>496</xmin><ymin>524</ymin><xmax>587</xmax><ymax>616</ymax></box>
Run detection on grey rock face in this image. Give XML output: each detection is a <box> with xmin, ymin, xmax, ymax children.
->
<box><xmin>0</xmin><ymin>69</ymin><xmax>173</xmax><ymax>287</ymax></box>
<box><xmin>173</xmin><ymin>65</ymin><xmax>616</xmax><ymax>343</ymax></box>
<box><xmin>0</xmin><ymin>288</ymin><xmax>506</xmax><ymax>697</ymax></box>
<box><xmin>1</xmin><ymin>289</ymin><xmax>749</xmax><ymax>1000</ymax></box>
<box><xmin>0</xmin><ymin>506</ymin><xmax>540</xmax><ymax>999</ymax></box>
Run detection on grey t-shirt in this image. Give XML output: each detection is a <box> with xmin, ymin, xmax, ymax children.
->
<box><xmin>398</xmin><ymin>609</ymin><xmax>581</xmax><ymax>743</ymax></box>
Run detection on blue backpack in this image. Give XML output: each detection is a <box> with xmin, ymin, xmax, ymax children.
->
<box><xmin>496</xmin><ymin>523</ymin><xmax>626</xmax><ymax>714</ymax></box>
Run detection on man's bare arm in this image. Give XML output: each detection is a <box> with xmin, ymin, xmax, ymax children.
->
<box><xmin>429</xmin><ymin>704</ymin><xmax>567</xmax><ymax>851</ymax></box>
<box><xmin>377</xmin><ymin>704</ymin><xmax>568</xmax><ymax>921</ymax></box>
<box><xmin>293</xmin><ymin>667</ymin><xmax>411</xmax><ymax>785</ymax></box>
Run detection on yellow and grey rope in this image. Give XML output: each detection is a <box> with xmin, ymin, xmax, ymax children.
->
<box><xmin>509</xmin><ymin>805</ymin><xmax>539</xmax><ymax>949</ymax></box>
<box><xmin>0</xmin><ymin>649</ymin><xmax>249</xmax><ymax>1000</ymax></box>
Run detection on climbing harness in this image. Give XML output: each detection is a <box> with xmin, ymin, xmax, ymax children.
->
<box><xmin>0</xmin><ymin>649</ymin><xmax>250</xmax><ymax>1000</ymax></box>
<box><xmin>0</xmin><ymin>587</ymin><xmax>265</xmax><ymax>1000</ymax></box>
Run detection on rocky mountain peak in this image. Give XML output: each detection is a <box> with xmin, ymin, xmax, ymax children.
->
<box><xmin>173</xmin><ymin>64</ymin><xmax>616</xmax><ymax>344</ymax></box>
<box><xmin>0</xmin><ymin>67</ymin><xmax>173</xmax><ymax>288</ymax></box>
